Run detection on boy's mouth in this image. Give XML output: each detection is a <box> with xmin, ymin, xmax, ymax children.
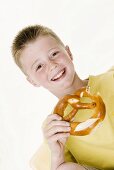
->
<box><xmin>51</xmin><ymin>68</ymin><xmax>66</xmax><ymax>81</ymax></box>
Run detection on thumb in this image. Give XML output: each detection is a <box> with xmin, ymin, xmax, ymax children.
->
<box><xmin>59</xmin><ymin>137</ymin><xmax>69</xmax><ymax>146</ymax></box>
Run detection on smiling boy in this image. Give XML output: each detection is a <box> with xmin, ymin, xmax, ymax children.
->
<box><xmin>12</xmin><ymin>25</ymin><xmax>114</xmax><ymax>170</ymax></box>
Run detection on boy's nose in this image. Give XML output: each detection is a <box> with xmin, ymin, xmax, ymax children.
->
<box><xmin>49</xmin><ymin>61</ymin><xmax>58</xmax><ymax>71</ymax></box>
<box><xmin>50</xmin><ymin>64</ymin><xmax>58</xmax><ymax>71</ymax></box>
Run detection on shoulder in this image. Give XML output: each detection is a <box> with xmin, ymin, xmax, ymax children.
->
<box><xmin>107</xmin><ymin>66</ymin><xmax>114</xmax><ymax>72</ymax></box>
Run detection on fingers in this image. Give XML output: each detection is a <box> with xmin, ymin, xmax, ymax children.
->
<box><xmin>47</xmin><ymin>120</ymin><xmax>70</xmax><ymax>130</ymax></box>
<box><xmin>48</xmin><ymin>133</ymin><xmax>70</xmax><ymax>143</ymax></box>
<box><xmin>45</xmin><ymin>125</ymin><xmax>71</xmax><ymax>137</ymax></box>
<box><xmin>42</xmin><ymin>114</ymin><xmax>71</xmax><ymax>141</ymax></box>
<box><xmin>59</xmin><ymin>138</ymin><xmax>68</xmax><ymax>145</ymax></box>
<box><xmin>43</xmin><ymin>114</ymin><xmax>62</xmax><ymax>127</ymax></box>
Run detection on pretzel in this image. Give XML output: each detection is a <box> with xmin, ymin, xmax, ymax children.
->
<box><xmin>53</xmin><ymin>87</ymin><xmax>106</xmax><ymax>136</ymax></box>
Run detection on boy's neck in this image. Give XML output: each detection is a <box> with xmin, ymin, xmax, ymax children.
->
<box><xmin>52</xmin><ymin>73</ymin><xmax>88</xmax><ymax>99</ymax></box>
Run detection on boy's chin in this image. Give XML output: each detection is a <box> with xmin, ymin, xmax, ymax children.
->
<box><xmin>52</xmin><ymin>79</ymin><xmax>73</xmax><ymax>90</ymax></box>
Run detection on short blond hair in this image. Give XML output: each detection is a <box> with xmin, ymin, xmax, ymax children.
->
<box><xmin>11</xmin><ymin>25</ymin><xmax>64</xmax><ymax>74</ymax></box>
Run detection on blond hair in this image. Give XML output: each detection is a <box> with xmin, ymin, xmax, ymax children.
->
<box><xmin>11</xmin><ymin>25</ymin><xmax>64</xmax><ymax>74</ymax></box>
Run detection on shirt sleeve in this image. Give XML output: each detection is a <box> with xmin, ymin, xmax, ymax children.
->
<box><xmin>29</xmin><ymin>142</ymin><xmax>51</xmax><ymax>170</ymax></box>
<box><xmin>30</xmin><ymin>142</ymin><xmax>77</xmax><ymax>170</ymax></box>
<box><xmin>107</xmin><ymin>66</ymin><xmax>114</xmax><ymax>72</ymax></box>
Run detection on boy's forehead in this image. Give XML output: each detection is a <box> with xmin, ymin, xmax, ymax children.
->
<box><xmin>20</xmin><ymin>36</ymin><xmax>62</xmax><ymax>68</ymax></box>
<box><xmin>22</xmin><ymin>36</ymin><xmax>63</xmax><ymax>57</ymax></box>
<box><xmin>24</xmin><ymin>36</ymin><xmax>60</xmax><ymax>56</ymax></box>
<box><xmin>23</xmin><ymin>36</ymin><xmax>59</xmax><ymax>55</ymax></box>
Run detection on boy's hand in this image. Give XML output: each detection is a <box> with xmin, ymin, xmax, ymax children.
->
<box><xmin>42</xmin><ymin>114</ymin><xmax>70</xmax><ymax>155</ymax></box>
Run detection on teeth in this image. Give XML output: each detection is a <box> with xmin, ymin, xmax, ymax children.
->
<box><xmin>52</xmin><ymin>69</ymin><xmax>65</xmax><ymax>80</ymax></box>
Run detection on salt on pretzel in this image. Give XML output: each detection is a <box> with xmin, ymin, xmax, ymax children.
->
<box><xmin>53</xmin><ymin>87</ymin><xmax>106</xmax><ymax>136</ymax></box>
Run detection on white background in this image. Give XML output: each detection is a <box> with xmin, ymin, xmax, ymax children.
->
<box><xmin>0</xmin><ymin>0</ymin><xmax>114</xmax><ymax>170</ymax></box>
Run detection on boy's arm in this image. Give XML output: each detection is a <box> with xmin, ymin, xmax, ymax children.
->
<box><xmin>57</xmin><ymin>162</ymin><xmax>85</xmax><ymax>170</ymax></box>
<box><xmin>51</xmin><ymin>148</ymin><xmax>100</xmax><ymax>170</ymax></box>
<box><xmin>52</xmin><ymin>158</ymin><xmax>99</xmax><ymax>170</ymax></box>
<box><xmin>51</xmin><ymin>151</ymin><xmax>85</xmax><ymax>170</ymax></box>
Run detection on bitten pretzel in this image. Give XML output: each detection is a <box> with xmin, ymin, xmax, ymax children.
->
<box><xmin>53</xmin><ymin>87</ymin><xmax>106</xmax><ymax>136</ymax></box>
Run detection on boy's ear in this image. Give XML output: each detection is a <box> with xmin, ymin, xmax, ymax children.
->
<box><xmin>26</xmin><ymin>77</ymin><xmax>40</xmax><ymax>87</ymax></box>
<box><xmin>65</xmin><ymin>45</ymin><xmax>73</xmax><ymax>60</ymax></box>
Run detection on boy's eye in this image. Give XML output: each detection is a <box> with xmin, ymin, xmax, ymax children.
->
<box><xmin>52</xmin><ymin>51</ymin><xmax>59</xmax><ymax>57</ymax></box>
<box><xmin>36</xmin><ymin>64</ymin><xmax>42</xmax><ymax>71</ymax></box>
<box><xmin>53</xmin><ymin>52</ymin><xmax>57</xmax><ymax>56</ymax></box>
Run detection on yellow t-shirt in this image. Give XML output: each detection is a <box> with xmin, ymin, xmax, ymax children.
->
<box><xmin>30</xmin><ymin>141</ymin><xmax>76</xmax><ymax>170</ymax></box>
<box><xmin>30</xmin><ymin>67</ymin><xmax>114</xmax><ymax>170</ymax></box>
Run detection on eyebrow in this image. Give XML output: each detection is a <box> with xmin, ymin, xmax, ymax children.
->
<box><xmin>48</xmin><ymin>47</ymin><xmax>57</xmax><ymax>52</ymax></box>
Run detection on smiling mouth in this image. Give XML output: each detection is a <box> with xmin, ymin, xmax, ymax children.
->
<box><xmin>51</xmin><ymin>68</ymin><xmax>66</xmax><ymax>81</ymax></box>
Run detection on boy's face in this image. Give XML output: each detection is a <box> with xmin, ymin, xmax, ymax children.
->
<box><xmin>20</xmin><ymin>36</ymin><xmax>76</xmax><ymax>94</ymax></box>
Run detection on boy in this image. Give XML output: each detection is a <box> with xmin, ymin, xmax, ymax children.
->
<box><xmin>12</xmin><ymin>25</ymin><xmax>114</xmax><ymax>170</ymax></box>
